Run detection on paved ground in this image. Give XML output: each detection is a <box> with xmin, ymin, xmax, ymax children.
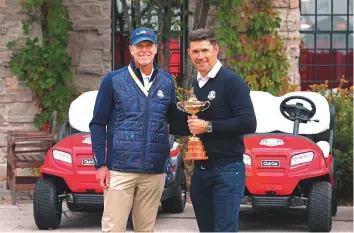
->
<box><xmin>0</xmin><ymin>166</ymin><xmax>352</xmax><ymax>232</ymax></box>
<box><xmin>0</xmin><ymin>196</ymin><xmax>352</xmax><ymax>232</ymax></box>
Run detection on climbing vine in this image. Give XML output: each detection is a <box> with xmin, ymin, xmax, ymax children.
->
<box><xmin>216</xmin><ymin>0</ymin><xmax>290</xmax><ymax>95</ymax></box>
<box><xmin>7</xmin><ymin>0</ymin><xmax>74</xmax><ymax>131</ymax></box>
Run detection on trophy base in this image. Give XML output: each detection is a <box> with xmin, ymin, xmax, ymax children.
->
<box><xmin>183</xmin><ymin>152</ymin><xmax>209</xmax><ymax>161</ymax></box>
<box><xmin>183</xmin><ymin>136</ymin><xmax>209</xmax><ymax>161</ymax></box>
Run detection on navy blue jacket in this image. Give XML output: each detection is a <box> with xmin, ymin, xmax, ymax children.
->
<box><xmin>193</xmin><ymin>66</ymin><xmax>257</xmax><ymax>168</ymax></box>
<box><xmin>89</xmin><ymin>60</ymin><xmax>186</xmax><ymax>173</ymax></box>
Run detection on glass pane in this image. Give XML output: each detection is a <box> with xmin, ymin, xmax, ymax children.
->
<box><xmin>333</xmin><ymin>0</ymin><xmax>348</xmax><ymax>14</ymax></box>
<box><xmin>348</xmin><ymin>49</ymin><xmax>353</xmax><ymax>64</ymax></box>
<box><xmin>301</xmin><ymin>16</ymin><xmax>315</xmax><ymax>31</ymax></box>
<box><xmin>316</xmin><ymin>34</ymin><xmax>331</xmax><ymax>48</ymax></box>
<box><xmin>299</xmin><ymin>65</ymin><xmax>315</xmax><ymax>83</ymax></box>
<box><xmin>332</xmin><ymin>34</ymin><xmax>347</xmax><ymax>48</ymax></box>
<box><xmin>350</xmin><ymin>16</ymin><xmax>353</xmax><ymax>31</ymax></box>
<box><xmin>317</xmin><ymin>0</ymin><xmax>331</xmax><ymax>14</ymax></box>
<box><xmin>114</xmin><ymin>34</ymin><xmax>131</xmax><ymax>68</ymax></box>
<box><xmin>347</xmin><ymin>66</ymin><xmax>353</xmax><ymax>83</ymax></box>
<box><xmin>316</xmin><ymin>66</ymin><xmax>331</xmax><ymax>82</ymax></box>
<box><xmin>332</xmin><ymin>66</ymin><xmax>347</xmax><ymax>81</ymax></box>
<box><xmin>301</xmin><ymin>34</ymin><xmax>315</xmax><ymax>48</ymax></box>
<box><xmin>167</xmin><ymin>37</ymin><xmax>181</xmax><ymax>75</ymax></box>
<box><xmin>317</xmin><ymin>16</ymin><xmax>331</xmax><ymax>30</ymax></box>
<box><xmin>301</xmin><ymin>0</ymin><xmax>316</xmax><ymax>14</ymax></box>
<box><xmin>301</xmin><ymin>82</ymin><xmax>314</xmax><ymax>91</ymax></box>
<box><xmin>349</xmin><ymin>34</ymin><xmax>353</xmax><ymax>49</ymax></box>
<box><xmin>333</xmin><ymin>16</ymin><xmax>347</xmax><ymax>30</ymax></box>
<box><xmin>300</xmin><ymin>49</ymin><xmax>315</xmax><ymax>64</ymax></box>
<box><xmin>316</xmin><ymin>50</ymin><xmax>331</xmax><ymax>64</ymax></box>
<box><xmin>332</xmin><ymin>50</ymin><xmax>347</xmax><ymax>65</ymax></box>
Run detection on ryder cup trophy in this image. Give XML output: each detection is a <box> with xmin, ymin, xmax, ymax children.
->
<box><xmin>177</xmin><ymin>88</ymin><xmax>210</xmax><ymax>160</ymax></box>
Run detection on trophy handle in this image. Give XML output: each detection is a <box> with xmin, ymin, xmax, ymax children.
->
<box><xmin>201</xmin><ymin>101</ymin><xmax>210</xmax><ymax>111</ymax></box>
<box><xmin>176</xmin><ymin>102</ymin><xmax>184</xmax><ymax>112</ymax></box>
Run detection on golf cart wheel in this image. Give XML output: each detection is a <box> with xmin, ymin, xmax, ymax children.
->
<box><xmin>161</xmin><ymin>171</ymin><xmax>187</xmax><ymax>213</ymax></box>
<box><xmin>332</xmin><ymin>198</ymin><xmax>338</xmax><ymax>216</ymax></box>
<box><xmin>307</xmin><ymin>181</ymin><xmax>332</xmax><ymax>232</ymax></box>
<box><xmin>33</xmin><ymin>178</ymin><xmax>62</xmax><ymax>229</ymax></box>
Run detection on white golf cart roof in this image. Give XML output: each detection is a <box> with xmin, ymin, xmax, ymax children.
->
<box><xmin>68</xmin><ymin>90</ymin><xmax>330</xmax><ymax>136</ymax></box>
<box><xmin>250</xmin><ymin>91</ymin><xmax>330</xmax><ymax>135</ymax></box>
<box><xmin>68</xmin><ymin>90</ymin><xmax>98</xmax><ymax>132</ymax></box>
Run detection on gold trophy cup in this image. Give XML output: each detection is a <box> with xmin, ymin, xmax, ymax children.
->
<box><xmin>177</xmin><ymin>88</ymin><xmax>210</xmax><ymax>160</ymax></box>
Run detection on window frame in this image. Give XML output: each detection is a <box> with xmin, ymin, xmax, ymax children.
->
<box><xmin>299</xmin><ymin>0</ymin><xmax>353</xmax><ymax>89</ymax></box>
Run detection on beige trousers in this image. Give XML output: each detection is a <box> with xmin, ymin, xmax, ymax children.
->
<box><xmin>101</xmin><ymin>171</ymin><xmax>165</xmax><ymax>232</ymax></box>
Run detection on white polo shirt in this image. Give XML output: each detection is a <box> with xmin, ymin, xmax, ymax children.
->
<box><xmin>196</xmin><ymin>60</ymin><xmax>222</xmax><ymax>88</ymax></box>
<box><xmin>140</xmin><ymin>68</ymin><xmax>154</xmax><ymax>87</ymax></box>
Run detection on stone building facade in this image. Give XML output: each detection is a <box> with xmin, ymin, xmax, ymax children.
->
<box><xmin>0</xmin><ymin>0</ymin><xmax>300</xmax><ymax>164</ymax></box>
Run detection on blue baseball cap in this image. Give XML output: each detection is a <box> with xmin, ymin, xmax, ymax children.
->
<box><xmin>130</xmin><ymin>27</ymin><xmax>157</xmax><ymax>45</ymax></box>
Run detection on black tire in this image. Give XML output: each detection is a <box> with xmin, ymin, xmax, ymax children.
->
<box><xmin>161</xmin><ymin>170</ymin><xmax>187</xmax><ymax>213</ymax></box>
<box><xmin>307</xmin><ymin>181</ymin><xmax>332</xmax><ymax>232</ymax></box>
<box><xmin>33</xmin><ymin>178</ymin><xmax>62</xmax><ymax>229</ymax></box>
<box><xmin>332</xmin><ymin>198</ymin><xmax>338</xmax><ymax>217</ymax></box>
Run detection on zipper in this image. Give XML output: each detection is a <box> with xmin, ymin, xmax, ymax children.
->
<box><xmin>143</xmin><ymin>74</ymin><xmax>158</xmax><ymax>171</ymax></box>
<box><xmin>143</xmin><ymin>97</ymin><xmax>148</xmax><ymax>170</ymax></box>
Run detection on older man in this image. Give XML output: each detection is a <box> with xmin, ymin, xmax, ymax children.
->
<box><xmin>89</xmin><ymin>27</ymin><xmax>187</xmax><ymax>232</ymax></box>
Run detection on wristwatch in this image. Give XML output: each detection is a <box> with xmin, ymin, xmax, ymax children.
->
<box><xmin>206</xmin><ymin>121</ymin><xmax>213</xmax><ymax>133</ymax></box>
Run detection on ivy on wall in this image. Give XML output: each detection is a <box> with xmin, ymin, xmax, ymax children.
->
<box><xmin>7</xmin><ymin>0</ymin><xmax>74</xmax><ymax>131</ymax></box>
<box><xmin>216</xmin><ymin>0</ymin><xmax>290</xmax><ymax>95</ymax></box>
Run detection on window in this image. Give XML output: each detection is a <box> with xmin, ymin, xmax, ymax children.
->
<box><xmin>112</xmin><ymin>0</ymin><xmax>188</xmax><ymax>80</ymax></box>
<box><xmin>299</xmin><ymin>0</ymin><xmax>353</xmax><ymax>90</ymax></box>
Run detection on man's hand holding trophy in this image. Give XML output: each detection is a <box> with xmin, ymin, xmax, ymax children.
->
<box><xmin>177</xmin><ymin>88</ymin><xmax>210</xmax><ymax>160</ymax></box>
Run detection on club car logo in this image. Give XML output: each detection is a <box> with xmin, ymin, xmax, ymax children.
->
<box><xmin>259</xmin><ymin>138</ymin><xmax>284</xmax><ymax>147</ymax></box>
<box><xmin>82</xmin><ymin>158</ymin><xmax>94</xmax><ymax>165</ymax></box>
<box><xmin>262</xmin><ymin>160</ymin><xmax>280</xmax><ymax>167</ymax></box>
<box><xmin>82</xmin><ymin>135</ymin><xmax>91</xmax><ymax>145</ymax></box>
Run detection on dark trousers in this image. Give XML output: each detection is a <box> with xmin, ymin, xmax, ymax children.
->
<box><xmin>190</xmin><ymin>162</ymin><xmax>245</xmax><ymax>232</ymax></box>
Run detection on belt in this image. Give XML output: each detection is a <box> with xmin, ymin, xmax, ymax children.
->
<box><xmin>194</xmin><ymin>164</ymin><xmax>219</xmax><ymax>170</ymax></box>
<box><xmin>195</xmin><ymin>160</ymin><xmax>242</xmax><ymax>170</ymax></box>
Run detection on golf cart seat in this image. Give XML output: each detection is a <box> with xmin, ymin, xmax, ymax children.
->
<box><xmin>250</xmin><ymin>91</ymin><xmax>334</xmax><ymax>158</ymax></box>
<box><xmin>68</xmin><ymin>91</ymin><xmax>98</xmax><ymax>133</ymax></box>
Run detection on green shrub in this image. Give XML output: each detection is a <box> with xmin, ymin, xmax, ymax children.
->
<box><xmin>308</xmin><ymin>79</ymin><xmax>353</xmax><ymax>199</ymax></box>
<box><xmin>7</xmin><ymin>0</ymin><xmax>74</xmax><ymax>131</ymax></box>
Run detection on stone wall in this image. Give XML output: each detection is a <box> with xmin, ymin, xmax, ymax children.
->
<box><xmin>0</xmin><ymin>0</ymin><xmax>112</xmax><ymax>165</ymax></box>
<box><xmin>0</xmin><ymin>0</ymin><xmax>41</xmax><ymax>164</ymax></box>
<box><xmin>64</xmin><ymin>0</ymin><xmax>112</xmax><ymax>90</ymax></box>
<box><xmin>275</xmin><ymin>0</ymin><xmax>301</xmax><ymax>84</ymax></box>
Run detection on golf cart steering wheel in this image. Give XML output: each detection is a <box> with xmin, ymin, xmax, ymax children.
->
<box><xmin>280</xmin><ymin>96</ymin><xmax>316</xmax><ymax>123</ymax></box>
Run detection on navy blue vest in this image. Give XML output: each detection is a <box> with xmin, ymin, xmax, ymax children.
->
<box><xmin>109</xmin><ymin>67</ymin><xmax>174</xmax><ymax>173</ymax></box>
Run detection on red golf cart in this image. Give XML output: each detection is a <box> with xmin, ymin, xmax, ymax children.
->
<box><xmin>32</xmin><ymin>91</ymin><xmax>186</xmax><ymax>229</ymax></box>
<box><xmin>243</xmin><ymin>91</ymin><xmax>337</xmax><ymax>232</ymax></box>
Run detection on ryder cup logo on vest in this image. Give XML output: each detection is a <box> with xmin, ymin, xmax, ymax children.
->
<box><xmin>157</xmin><ymin>90</ymin><xmax>164</xmax><ymax>98</ymax></box>
<box><xmin>208</xmin><ymin>91</ymin><xmax>216</xmax><ymax>100</ymax></box>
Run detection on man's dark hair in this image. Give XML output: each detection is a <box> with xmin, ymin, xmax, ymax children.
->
<box><xmin>188</xmin><ymin>28</ymin><xmax>218</xmax><ymax>46</ymax></box>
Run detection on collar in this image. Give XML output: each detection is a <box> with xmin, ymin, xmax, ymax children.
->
<box><xmin>140</xmin><ymin>68</ymin><xmax>154</xmax><ymax>80</ymax></box>
<box><xmin>129</xmin><ymin>59</ymin><xmax>159</xmax><ymax>83</ymax></box>
<box><xmin>197</xmin><ymin>60</ymin><xmax>222</xmax><ymax>81</ymax></box>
